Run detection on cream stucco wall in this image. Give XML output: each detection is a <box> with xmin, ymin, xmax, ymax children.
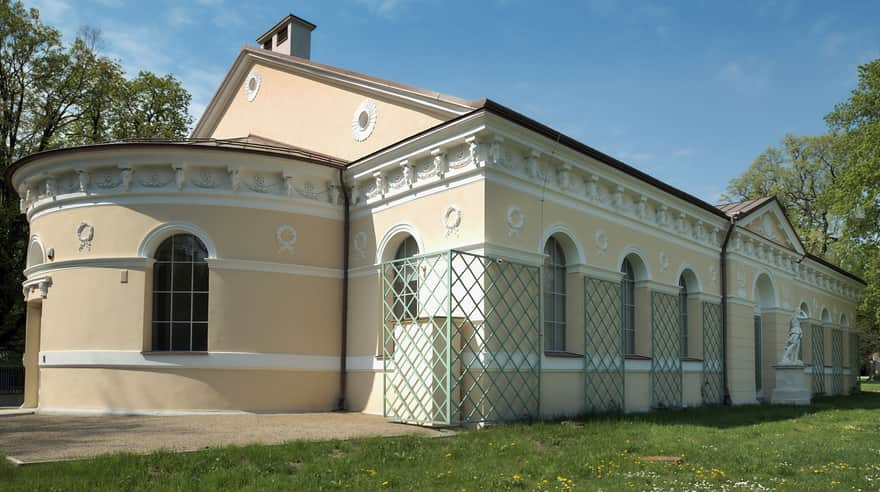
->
<box><xmin>210</xmin><ymin>63</ymin><xmax>448</xmax><ymax>161</ymax></box>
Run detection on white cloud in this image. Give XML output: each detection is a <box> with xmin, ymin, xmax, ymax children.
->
<box><xmin>355</xmin><ymin>0</ymin><xmax>406</xmax><ymax>18</ymax></box>
<box><xmin>717</xmin><ymin>59</ymin><xmax>771</xmax><ymax>93</ymax></box>
<box><xmin>167</xmin><ymin>6</ymin><xmax>195</xmax><ymax>27</ymax></box>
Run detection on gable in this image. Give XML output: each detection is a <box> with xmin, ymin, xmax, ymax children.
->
<box><xmin>194</xmin><ymin>49</ymin><xmax>476</xmax><ymax>161</ymax></box>
<box><xmin>739</xmin><ymin>200</ymin><xmax>804</xmax><ymax>253</ymax></box>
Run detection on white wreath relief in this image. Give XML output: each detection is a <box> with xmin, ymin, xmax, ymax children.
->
<box><xmin>276</xmin><ymin>224</ymin><xmax>297</xmax><ymax>255</ymax></box>
<box><xmin>76</xmin><ymin>222</ymin><xmax>94</xmax><ymax>251</ymax></box>
<box><xmin>659</xmin><ymin>251</ymin><xmax>670</xmax><ymax>273</ymax></box>
<box><xmin>443</xmin><ymin>206</ymin><xmax>462</xmax><ymax>237</ymax></box>
<box><xmin>506</xmin><ymin>206</ymin><xmax>524</xmax><ymax>237</ymax></box>
<box><xmin>594</xmin><ymin>229</ymin><xmax>608</xmax><ymax>257</ymax></box>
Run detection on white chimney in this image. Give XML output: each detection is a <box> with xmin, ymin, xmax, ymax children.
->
<box><xmin>256</xmin><ymin>14</ymin><xmax>316</xmax><ymax>60</ymax></box>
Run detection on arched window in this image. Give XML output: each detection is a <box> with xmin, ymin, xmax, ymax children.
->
<box><xmin>392</xmin><ymin>236</ymin><xmax>419</xmax><ymax>320</ymax></box>
<box><xmin>151</xmin><ymin>234</ymin><xmax>209</xmax><ymax>351</ymax></box>
<box><xmin>26</xmin><ymin>236</ymin><xmax>45</xmax><ymax>269</ymax></box>
<box><xmin>622</xmin><ymin>259</ymin><xmax>636</xmax><ymax>355</ymax></box>
<box><xmin>679</xmin><ymin>275</ymin><xmax>688</xmax><ymax>358</ymax></box>
<box><xmin>543</xmin><ymin>237</ymin><xmax>566</xmax><ymax>352</ymax></box>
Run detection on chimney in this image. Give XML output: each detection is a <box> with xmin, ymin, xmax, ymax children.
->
<box><xmin>256</xmin><ymin>14</ymin><xmax>316</xmax><ymax>59</ymax></box>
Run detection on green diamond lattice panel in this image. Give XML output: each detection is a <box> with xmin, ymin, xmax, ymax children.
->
<box><xmin>701</xmin><ymin>302</ymin><xmax>723</xmax><ymax>405</ymax></box>
<box><xmin>381</xmin><ymin>250</ymin><xmax>540</xmax><ymax>426</ymax></box>
<box><xmin>652</xmin><ymin>291</ymin><xmax>682</xmax><ymax>409</ymax></box>
<box><xmin>832</xmin><ymin>329</ymin><xmax>843</xmax><ymax>395</ymax></box>
<box><xmin>850</xmin><ymin>333</ymin><xmax>860</xmax><ymax>392</ymax></box>
<box><xmin>583</xmin><ymin>277</ymin><xmax>624</xmax><ymax>413</ymax></box>
<box><xmin>449</xmin><ymin>252</ymin><xmax>541</xmax><ymax>425</ymax></box>
<box><xmin>811</xmin><ymin>324</ymin><xmax>826</xmax><ymax>395</ymax></box>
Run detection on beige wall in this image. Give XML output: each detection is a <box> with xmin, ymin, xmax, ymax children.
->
<box><xmin>22</xmin><ymin>302</ymin><xmax>42</xmax><ymax>408</ymax></box>
<box><xmin>210</xmin><ymin>63</ymin><xmax>447</xmax><ymax>161</ymax></box>
<box><xmin>39</xmin><ymin>367</ymin><xmax>338</xmax><ymax>411</ymax></box>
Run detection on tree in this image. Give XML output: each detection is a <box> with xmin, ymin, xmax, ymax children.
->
<box><xmin>0</xmin><ymin>0</ymin><xmax>193</xmax><ymax>358</ymax></box>
<box><xmin>724</xmin><ymin>133</ymin><xmax>844</xmax><ymax>257</ymax></box>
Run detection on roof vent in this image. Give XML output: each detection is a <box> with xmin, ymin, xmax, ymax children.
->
<box><xmin>256</xmin><ymin>14</ymin><xmax>316</xmax><ymax>60</ymax></box>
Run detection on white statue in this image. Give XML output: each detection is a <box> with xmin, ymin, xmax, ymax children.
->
<box><xmin>780</xmin><ymin>309</ymin><xmax>808</xmax><ymax>364</ymax></box>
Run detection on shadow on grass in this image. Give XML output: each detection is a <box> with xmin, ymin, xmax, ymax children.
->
<box><xmin>573</xmin><ymin>390</ymin><xmax>880</xmax><ymax>429</ymax></box>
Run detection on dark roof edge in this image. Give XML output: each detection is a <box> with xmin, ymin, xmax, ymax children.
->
<box><xmin>4</xmin><ymin>139</ymin><xmax>346</xmax><ymax>192</ymax></box>
<box><xmin>805</xmin><ymin>252</ymin><xmax>866</xmax><ymax>285</ymax></box>
<box><xmin>256</xmin><ymin>14</ymin><xmax>316</xmax><ymax>44</ymax></box>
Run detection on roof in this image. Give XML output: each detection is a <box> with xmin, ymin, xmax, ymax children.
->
<box><xmin>256</xmin><ymin>14</ymin><xmax>316</xmax><ymax>44</ymax></box>
<box><xmin>716</xmin><ymin>196</ymin><xmax>775</xmax><ymax>217</ymax></box>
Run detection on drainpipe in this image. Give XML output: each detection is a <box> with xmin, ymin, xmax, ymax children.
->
<box><xmin>337</xmin><ymin>168</ymin><xmax>351</xmax><ymax>411</ymax></box>
<box><xmin>719</xmin><ymin>213</ymin><xmax>739</xmax><ymax>406</ymax></box>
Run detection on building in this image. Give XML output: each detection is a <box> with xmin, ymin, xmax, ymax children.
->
<box><xmin>6</xmin><ymin>14</ymin><xmax>864</xmax><ymax>423</ymax></box>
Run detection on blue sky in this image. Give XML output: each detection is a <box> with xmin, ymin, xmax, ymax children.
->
<box><xmin>25</xmin><ymin>0</ymin><xmax>880</xmax><ymax>203</ymax></box>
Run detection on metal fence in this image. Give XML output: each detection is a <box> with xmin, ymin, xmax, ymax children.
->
<box><xmin>0</xmin><ymin>367</ymin><xmax>24</xmax><ymax>394</ymax></box>
<box><xmin>811</xmin><ymin>324</ymin><xmax>826</xmax><ymax>395</ymax></box>
<box><xmin>702</xmin><ymin>302</ymin><xmax>724</xmax><ymax>405</ymax></box>
<box><xmin>832</xmin><ymin>329</ymin><xmax>843</xmax><ymax>395</ymax></box>
<box><xmin>651</xmin><ymin>291</ymin><xmax>682</xmax><ymax>409</ymax></box>
<box><xmin>583</xmin><ymin>277</ymin><xmax>624</xmax><ymax>413</ymax></box>
<box><xmin>381</xmin><ymin>250</ymin><xmax>541</xmax><ymax>426</ymax></box>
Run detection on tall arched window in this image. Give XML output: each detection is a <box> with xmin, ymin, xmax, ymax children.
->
<box><xmin>543</xmin><ymin>237</ymin><xmax>566</xmax><ymax>352</ymax></box>
<box><xmin>152</xmin><ymin>234</ymin><xmax>209</xmax><ymax>351</ymax></box>
<box><xmin>392</xmin><ymin>236</ymin><xmax>419</xmax><ymax>320</ymax></box>
<box><xmin>679</xmin><ymin>275</ymin><xmax>688</xmax><ymax>358</ymax></box>
<box><xmin>622</xmin><ymin>259</ymin><xmax>636</xmax><ymax>355</ymax></box>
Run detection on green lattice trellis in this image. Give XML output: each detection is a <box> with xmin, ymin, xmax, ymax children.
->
<box><xmin>651</xmin><ymin>291</ymin><xmax>682</xmax><ymax>408</ymax></box>
<box><xmin>811</xmin><ymin>324</ymin><xmax>826</xmax><ymax>395</ymax></box>
<box><xmin>702</xmin><ymin>302</ymin><xmax>723</xmax><ymax>405</ymax></box>
<box><xmin>381</xmin><ymin>250</ymin><xmax>540</xmax><ymax>426</ymax></box>
<box><xmin>850</xmin><ymin>332</ymin><xmax>860</xmax><ymax>393</ymax></box>
<box><xmin>832</xmin><ymin>329</ymin><xmax>843</xmax><ymax>395</ymax></box>
<box><xmin>583</xmin><ymin>277</ymin><xmax>624</xmax><ymax>413</ymax></box>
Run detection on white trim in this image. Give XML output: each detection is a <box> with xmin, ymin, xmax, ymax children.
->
<box><xmin>26</xmin><ymin>235</ymin><xmax>47</xmax><ymax>269</ymax></box>
<box><xmin>375</xmin><ymin>223</ymin><xmax>425</xmax><ymax>264</ymax></box>
<box><xmin>139</xmin><ymin>222</ymin><xmax>218</xmax><ymax>258</ymax></box>
<box><xmin>39</xmin><ymin>350</ymin><xmax>341</xmax><ymax>371</ymax></box>
<box><xmin>674</xmin><ymin>263</ymin><xmax>702</xmax><ymax>294</ymax></box>
<box><xmin>572</xmin><ymin>264</ymin><xmax>625</xmax><ymax>283</ymax></box>
<box><xmin>692</xmin><ymin>292</ymin><xmax>722</xmax><ymax>303</ymax></box>
<box><xmin>752</xmin><ymin>270</ymin><xmax>778</xmax><ymax>309</ymax></box>
<box><xmin>618</xmin><ymin>246</ymin><xmax>653</xmax><ymax>281</ymax></box>
<box><xmin>349</xmin><ymin>264</ymin><xmax>380</xmax><ymax>279</ymax></box>
<box><xmin>26</xmin><ymin>193</ymin><xmax>344</xmax><ymax>224</ymax></box>
<box><xmin>24</xmin><ymin>257</ymin><xmax>150</xmax><ymax>278</ymax></box>
<box><xmin>539</xmin><ymin>224</ymin><xmax>587</xmax><ymax>266</ymax></box>
<box><xmin>727</xmin><ymin>296</ymin><xmax>756</xmax><ymax>308</ymax></box>
<box><xmin>737</xmin><ymin>200</ymin><xmax>805</xmax><ymax>255</ymax></box>
<box><xmin>635</xmin><ymin>279</ymin><xmax>681</xmax><ymax>296</ymax></box>
<box><xmin>207</xmin><ymin>258</ymin><xmax>343</xmax><ymax>279</ymax></box>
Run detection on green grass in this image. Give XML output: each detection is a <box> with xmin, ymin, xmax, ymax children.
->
<box><xmin>3</xmin><ymin>384</ymin><xmax>880</xmax><ymax>491</ymax></box>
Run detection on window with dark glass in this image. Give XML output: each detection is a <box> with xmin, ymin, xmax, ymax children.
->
<box><xmin>543</xmin><ymin>237</ymin><xmax>566</xmax><ymax>352</ymax></box>
<box><xmin>679</xmin><ymin>275</ymin><xmax>688</xmax><ymax>358</ymax></box>
<box><xmin>392</xmin><ymin>236</ymin><xmax>419</xmax><ymax>320</ymax></box>
<box><xmin>152</xmin><ymin>234</ymin><xmax>209</xmax><ymax>352</ymax></box>
<box><xmin>622</xmin><ymin>259</ymin><xmax>636</xmax><ymax>355</ymax></box>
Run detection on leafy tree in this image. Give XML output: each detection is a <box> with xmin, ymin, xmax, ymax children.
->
<box><xmin>0</xmin><ymin>0</ymin><xmax>193</xmax><ymax>359</ymax></box>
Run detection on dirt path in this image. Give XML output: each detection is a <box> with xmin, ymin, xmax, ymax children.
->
<box><xmin>0</xmin><ymin>412</ymin><xmax>446</xmax><ymax>464</ymax></box>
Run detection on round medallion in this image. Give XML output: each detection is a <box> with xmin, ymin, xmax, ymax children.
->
<box><xmin>352</xmin><ymin>99</ymin><xmax>378</xmax><ymax>142</ymax></box>
<box><xmin>76</xmin><ymin>222</ymin><xmax>94</xmax><ymax>251</ymax></box>
<box><xmin>443</xmin><ymin>206</ymin><xmax>462</xmax><ymax>237</ymax></box>
<box><xmin>245</xmin><ymin>71</ymin><xmax>261</xmax><ymax>102</ymax></box>
<box><xmin>506</xmin><ymin>207</ymin><xmax>524</xmax><ymax>236</ymax></box>
<box><xmin>276</xmin><ymin>224</ymin><xmax>297</xmax><ymax>255</ymax></box>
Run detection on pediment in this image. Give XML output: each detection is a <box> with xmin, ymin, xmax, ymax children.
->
<box><xmin>738</xmin><ymin>199</ymin><xmax>804</xmax><ymax>254</ymax></box>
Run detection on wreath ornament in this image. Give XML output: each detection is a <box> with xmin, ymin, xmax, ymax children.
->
<box><xmin>77</xmin><ymin>222</ymin><xmax>94</xmax><ymax>251</ymax></box>
<box><xmin>443</xmin><ymin>206</ymin><xmax>462</xmax><ymax>237</ymax></box>
<box><xmin>276</xmin><ymin>224</ymin><xmax>297</xmax><ymax>255</ymax></box>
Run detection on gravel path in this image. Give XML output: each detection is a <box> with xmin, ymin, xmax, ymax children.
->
<box><xmin>0</xmin><ymin>412</ymin><xmax>447</xmax><ymax>464</ymax></box>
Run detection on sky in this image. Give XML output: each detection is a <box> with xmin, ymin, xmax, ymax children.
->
<box><xmin>24</xmin><ymin>0</ymin><xmax>880</xmax><ymax>203</ymax></box>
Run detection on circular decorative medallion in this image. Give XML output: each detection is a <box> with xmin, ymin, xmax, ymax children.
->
<box><xmin>276</xmin><ymin>224</ymin><xmax>297</xmax><ymax>255</ymax></box>
<box><xmin>443</xmin><ymin>206</ymin><xmax>462</xmax><ymax>237</ymax></box>
<box><xmin>76</xmin><ymin>222</ymin><xmax>94</xmax><ymax>251</ymax></box>
<box><xmin>244</xmin><ymin>70</ymin><xmax>261</xmax><ymax>102</ymax></box>
<box><xmin>352</xmin><ymin>99</ymin><xmax>378</xmax><ymax>142</ymax></box>
<box><xmin>594</xmin><ymin>229</ymin><xmax>608</xmax><ymax>256</ymax></box>
<box><xmin>506</xmin><ymin>207</ymin><xmax>524</xmax><ymax>237</ymax></box>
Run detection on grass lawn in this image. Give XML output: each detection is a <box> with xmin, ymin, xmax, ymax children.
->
<box><xmin>3</xmin><ymin>383</ymin><xmax>880</xmax><ymax>491</ymax></box>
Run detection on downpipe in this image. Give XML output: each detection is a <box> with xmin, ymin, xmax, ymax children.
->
<box><xmin>720</xmin><ymin>213</ymin><xmax>739</xmax><ymax>406</ymax></box>
<box><xmin>337</xmin><ymin>168</ymin><xmax>351</xmax><ymax>411</ymax></box>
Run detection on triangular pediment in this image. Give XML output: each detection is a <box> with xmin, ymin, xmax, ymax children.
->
<box><xmin>737</xmin><ymin>198</ymin><xmax>804</xmax><ymax>254</ymax></box>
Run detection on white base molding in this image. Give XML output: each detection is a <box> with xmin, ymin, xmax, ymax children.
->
<box><xmin>771</xmin><ymin>363</ymin><xmax>812</xmax><ymax>405</ymax></box>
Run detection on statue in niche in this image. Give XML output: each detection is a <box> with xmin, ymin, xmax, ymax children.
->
<box><xmin>780</xmin><ymin>309</ymin><xmax>808</xmax><ymax>365</ymax></box>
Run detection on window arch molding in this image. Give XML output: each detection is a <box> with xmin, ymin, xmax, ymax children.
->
<box><xmin>616</xmin><ymin>246</ymin><xmax>651</xmax><ymax>281</ymax></box>
<box><xmin>26</xmin><ymin>235</ymin><xmax>47</xmax><ymax>270</ymax></box>
<box><xmin>376</xmin><ymin>223</ymin><xmax>425</xmax><ymax>264</ymax></box>
<box><xmin>674</xmin><ymin>264</ymin><xmax>702</xmax><ymax>294</ymax></box>
<box><xmin>538</xmin><ymin>224</ymin><xmax>586</xmax><ymax>266</ymax></box>
<box><xmin>752</xmin><ymin>272</ymin><xmax>777</xmax><ymax>310</ymax></box>
<box><xmin>139</xmin><ymin>222</ymin><xmax>217</xmax><ymax>259</ymax></box>
<box><xmin>820</xmin><ymin>307</ymin><xmax>831</xmax><ymax>325</ymax></box>
<box><xmin>840</xmin><ymin>313</ymin><xmax>849</xmax><ymax>328</ymax></box>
